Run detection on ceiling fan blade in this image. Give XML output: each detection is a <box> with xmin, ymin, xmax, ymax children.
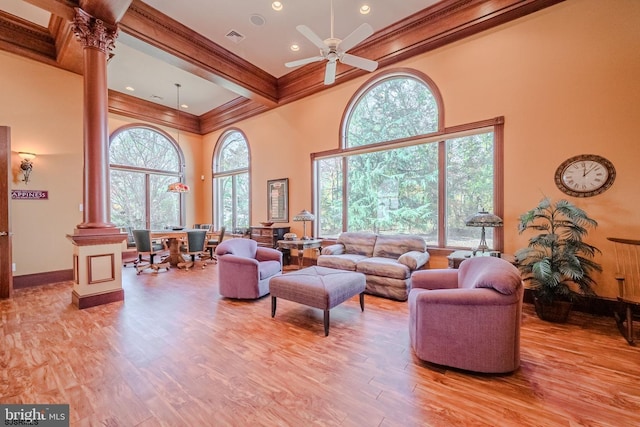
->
<box><xmin>296</xmin><ymin>25</ymin><xmax>327</xmax><ymax>50</ymax></box>
<box><xmin>339</xmin><ymin>23</ymin><xmax>374</xmax><ymax>53</ymax></box>
<box><xmin>324</xmin><ymin>61</ymin><xmax>337</xmax><ymax>85</ymax></box>
<box><xmin>340</xmin><ymin>53</ymin><xmax>378</xmax><ymax>72</ymax></box>
<box><xmin>285</xmin><ymin>56</ymin><xmax>325</xmax><ymax>68</ymax></box>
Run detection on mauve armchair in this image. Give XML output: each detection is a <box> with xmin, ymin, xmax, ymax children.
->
<box><xmin>408</xmin><ymin>256</ymin><xmax>524</xmax><ymax>373</ymax></box>
<box><xmin>216</xmin><ymin>238</ymin><xmax>283</xmax><ymax>299</ymax></box>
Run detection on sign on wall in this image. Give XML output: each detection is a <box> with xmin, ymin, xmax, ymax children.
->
<box><xmin>11</xmin><ymin>190</ymin><xmax>48</xmax><ymax>200</ymax></box>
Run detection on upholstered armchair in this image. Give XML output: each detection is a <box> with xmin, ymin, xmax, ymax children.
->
<box><xmin>216</xmin><ymin>238</ymin><xmax>282</xmax><ymax>299</ymax></box>
<box><xmin>408</xmin><ymin>256</ymin><xmax>524</xmax><ymax>373</ymax></box>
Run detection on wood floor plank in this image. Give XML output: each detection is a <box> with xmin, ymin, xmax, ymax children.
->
<box><xmin>1</xmin><ymin>265</ymin><xmax>639</xmax><ymax>426</ymax></box>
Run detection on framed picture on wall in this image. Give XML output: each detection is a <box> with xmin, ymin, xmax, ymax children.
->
<box><xmin>267</xmin><ymin>178</ymin><xmax>289</xmax><ymax>222</ymax></box>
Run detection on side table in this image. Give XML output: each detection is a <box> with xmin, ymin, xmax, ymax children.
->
<box><xmin>277</xmin><ymin>239</ymin><xmax>323</xmax><ymax>269</ymax></box>
<box><xmin>447</xmin><ymin>250</ymin><xmax>516</xmax><ymax>269</ymax></box>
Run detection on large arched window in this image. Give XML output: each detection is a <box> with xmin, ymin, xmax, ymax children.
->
<box><xmin>313</xmin><ymin>69</ymin><xmax>503</xmax><ymax>250</ymax></box>
<box><xmin>109</xmin><ymin>125</ymin><xmax>185</xmax><ymax>229</ymax></box>
<box><xmin>213</xmin><ymin>129</ymin><xmax>250</xmax><ymax>233</ymax></box>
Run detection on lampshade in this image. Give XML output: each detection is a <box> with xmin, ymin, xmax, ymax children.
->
<box><xmin>293</xmin><ymin>209</ymin><xmax>315</xmax><ymax>222</ymax></box>
<box><xmin>18</xmin><ymin>152</ymin><xmax>36</xmax><ymax>160</ymax></box>
<box><xmin>465</xmin><ymin>211</ymin><xmax>503</xmax><ymax>228</ymax></box>
<box><xmin>293</xmin><ymin>209</ymin><xmax>315</xmax><ymax>240</ymax></box>
<box><xmin>167</xmin><ymin>182</ymin><xmax>190</xmax><ymax>193</ymax></box>
<box><xmin>465</xmin><ymin>210</ymin><xmax>503</xmax><ymax>255</ymax></box>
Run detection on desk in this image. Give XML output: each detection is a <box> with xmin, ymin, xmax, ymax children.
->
<box><xmin>447</xmin><ymin>250</ymin><xmax>516</xmax><ymax>269</ymax></box>
<box><xmin>151</xmin><ymin>229</ymin><xmax>213</xmax><ymax>267</ymax></box>
<box><xmin>277</xmin><ymin>239</ymin><xmax>322</xmax><ymax>269</ymax></box>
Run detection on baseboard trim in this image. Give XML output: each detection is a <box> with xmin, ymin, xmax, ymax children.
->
<box><xmin>13</xmin><ymin>269</ymin><xmax>74</xmax><ymax>289</ymax></box>
<box><xmin>72</xmin><ymin>289</ymin><xmax>125</xmax><ymax>309</ymax></box>
<box><xmin>523</xmin><ymin>289</ymin><xmax>618</xmax><ymax>317</ymax></box>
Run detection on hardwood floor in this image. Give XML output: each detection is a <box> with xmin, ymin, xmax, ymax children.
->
<box><xmin>2</xmin><ymin>264</ymin><xmax>639</xmax><ymax>426</ymax></box>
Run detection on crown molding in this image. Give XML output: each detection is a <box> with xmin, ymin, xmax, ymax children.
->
<box><xmin>119</xmin><ymin>0</ymin><xmax>278</xmax><ymax>107</ymax></box>
<box><xmin>2</xmin><ymin>0</ymin><xmax>565</xmax><ymax>134</ymax></box>
<box><xmin>108</xmin><ymin>89</ymin><xmax>201</xmax><ymax>134</ymax></box>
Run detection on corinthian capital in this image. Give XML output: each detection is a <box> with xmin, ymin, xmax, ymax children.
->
<box><xmin>72</xmin><ymin>8</ymin><xmax>118</xmax><ymax>55</ymax></box>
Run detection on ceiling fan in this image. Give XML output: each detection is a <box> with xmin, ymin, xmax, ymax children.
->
<box><xmin>285</xmin><ymin>0</ymin><xmax>379</xmax><ymax>85</ymax></box>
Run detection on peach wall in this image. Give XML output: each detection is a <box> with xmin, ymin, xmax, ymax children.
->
<box><xmin>203</xmin><ymin>0</ymin><xmax>640</xmax><ymax>298</ymax></box>
<box><xmin>4</xmin><ymin>0</ymin><xmax>638</xmax><ymax>300</ymax></box>
<box><xmin>1</xmin><ymin>51</ymin><xmax>84</xmax><ymax>276</ymax></box>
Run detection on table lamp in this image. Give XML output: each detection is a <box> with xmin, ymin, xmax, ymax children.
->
<box><xmin>465</xmin><ymin>210</ymin><xmax>503</xmax><ymax>255</ymax></box>
<box><xmin>293</xmin><ymin>209</ymin><xmax>315</xmax><ymax>240</ymax></box>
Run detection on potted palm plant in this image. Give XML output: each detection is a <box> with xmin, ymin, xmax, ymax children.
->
<box><xmin>515</xmin><ymin>197</ymin><xmax>602</xmax><ymax>322</ymax></box>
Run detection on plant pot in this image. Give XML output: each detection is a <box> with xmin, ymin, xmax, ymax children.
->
<box><xmin>533</xmin><ymin>297</ymin><xmax>573</xmax><ymax>323</ymax></box>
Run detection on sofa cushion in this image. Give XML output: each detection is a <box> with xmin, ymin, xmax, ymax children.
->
<box><xmin>372</xmin><ymin>234</ymin><xmax>427</xmax><ymax>259</ymax></box>
<box><xmin>398</xmin><ymin>250</ymin><xmax>430</xmax><ymax>270</ymax></box>
<box><xmin>317</xmin><ymin>254</ymin><xmax>367</xmax><ymax>271</ymax></box>
<box><xmin>356</xmin><ymin>257</ymin><xmax>411</xmax><ymax>280</ymax></box>
<box><xmin>321</xmin><ymin>244</ymin><xmax>345</xmax><ymax>255</ymax></box>
<box><xmin>337</xmin><ymin>232</ymin><xmax>377</xmax><ymax>257</ymax></box>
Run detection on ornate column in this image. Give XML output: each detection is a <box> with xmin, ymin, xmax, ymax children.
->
<box><xmin>67</xmin><ymin>8</ymin><xmax>125</xmax><ymax>309</ymax></box>
<box><xmin>73</xmin><ymin>7</ymin><xmax>117</xmax><ymax>231</ymax></box>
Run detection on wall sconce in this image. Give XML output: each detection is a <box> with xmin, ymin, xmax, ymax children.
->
<box><xmin>18</xmin><ymin>152</ymin><xmax>36</xmax><ymax>184</ymax></box>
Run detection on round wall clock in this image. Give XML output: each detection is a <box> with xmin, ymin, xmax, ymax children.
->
<box><xmin>554</xmin><ymin>154</ymin><xmax>616</xmax><ymax>197</ymax></box>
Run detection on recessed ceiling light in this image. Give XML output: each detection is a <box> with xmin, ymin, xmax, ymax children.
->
<box><xmin>125</xmin><ymin>86</ymin><xmax>135</xmax><ymax>91</ymax></box>
<box><xmin>272</xmin><ymin>2</ymin><xmax>283</xmax><ymax>11</ymax></box>
<box><xmin>360</xmin><ymin>5</ymin><xmax>371</xmax><ymax>15</ymax></box>
<box><xmin>180</xmin><ymin>104</ymin><xmax>189</xmax><ymax>109</ymax></box>
<box><xmin>290</xmin><ymin>44</ymin><xmax>300</xmax><ymax>52</ymax></box>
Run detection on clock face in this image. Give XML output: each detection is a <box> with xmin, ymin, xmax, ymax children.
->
<box><xmin>555</xmin><ymin>155</ymin><xmax>616</xmax><ymax>197</ymax></box>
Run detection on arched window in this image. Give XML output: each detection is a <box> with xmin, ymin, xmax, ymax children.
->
<box><xmin>109</xmin><ymin>125</ymin><xmax>185</xmax><ymax>229</ymax></box>
<box><xmin>213</xmin><ymin>129</ymin><xmax>250</xmax><ymax>233</ymax></box>
<box><xmin>314</xmin><ymin>69</ymin><xmax>503</xmax><ymax>250</ymax></box>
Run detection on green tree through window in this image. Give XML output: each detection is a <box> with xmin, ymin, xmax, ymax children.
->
<box><xmin>314</xmin><ymin>71</ymin><xmax>501</xmax><ymax>249</ymax></box>
<box><xmin>214</xmin><ymin>130</ymin><xmax>250</xmax><ymax>233</ymax></box>
<box><xmin>109</xmin><ymin>126</ymin><xmax>184</xmax><ymax>230</ymax></box>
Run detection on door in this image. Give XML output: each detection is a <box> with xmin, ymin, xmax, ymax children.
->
<box><xmin>0</xmin><ymin>126</ymin><xmax>13</xmax><ymax>298</ymax></box>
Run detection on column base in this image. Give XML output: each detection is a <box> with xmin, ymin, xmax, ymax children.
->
<box><xmin>72</xmin><ymin>288</ymin><xmax>124</xmax><ymax>309</ymax></box>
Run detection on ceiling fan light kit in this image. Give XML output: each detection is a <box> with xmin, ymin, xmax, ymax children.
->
<box><xmin>285</xmin><ymin>0</ymin><xmax>378</xmax><ymax>85</ymax></box>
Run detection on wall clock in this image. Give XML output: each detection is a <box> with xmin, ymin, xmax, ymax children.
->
<box><xmin>554</xmin><ymin>154</ymin><xmax>616</xmax><ymax>197</ymax></box>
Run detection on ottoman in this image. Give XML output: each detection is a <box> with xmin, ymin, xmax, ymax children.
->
<box><xmin>270</xmin><ymin>266</ymin><xmax>366</xmax><ymax>336</ymax></box>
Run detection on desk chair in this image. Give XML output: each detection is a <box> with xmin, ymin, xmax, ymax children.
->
<box><xmin>179</xmin><ymin>229</ymin><xmax>208</xmax><ymax>270</ymax></box>
<box><xmin>132</xmin><ymin>229</ymin><xmax>169</xmax><ymax>274</ymax></box>
<box><xmin>122</xmin><ymin>226</ymin><xmax>138</xmax><ymax>267</ymax></box>
<box><xmin>205</xmin><ymin>226</ymin><xmax>226</xmax><ymax>263</ymax></box>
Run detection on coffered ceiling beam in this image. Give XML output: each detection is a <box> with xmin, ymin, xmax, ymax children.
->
<box><xmin>79</xmin><ymin>0</ymin><xmax>132</xmax><ymax>25</ymax></box>
<box><xmin>118</xmin><ymin>0</ymin><xmax>278</xmax><ymax>108</ymax></box>
<box><xmin>277</xmin><ymin>0</ymin><xmax>565</xmax><ymax>104</ymax></box>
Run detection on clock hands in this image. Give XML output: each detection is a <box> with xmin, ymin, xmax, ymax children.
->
<box><xmin>584</xmin><ymin>164</ymin><xmax>599</xmax><ymax>177</ymax></box>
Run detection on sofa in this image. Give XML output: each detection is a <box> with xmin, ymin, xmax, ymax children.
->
<box><xmin>409</xmin><ymin>256</ymin><xmax>524</xmax><ymax>373</ymax></box>
<box><xmin>317</xmin><ymin>232</ymin><xmax>430</xmax><ymax>301</ymax></box>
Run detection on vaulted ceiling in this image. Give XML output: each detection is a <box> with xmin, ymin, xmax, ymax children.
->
<box><xmin>0</xmin><ymin>0</ymin><xmax>563</xmax><ymax>134</ymax></box>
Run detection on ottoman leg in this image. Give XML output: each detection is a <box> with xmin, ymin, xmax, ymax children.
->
<box><xmin>271</xmin><ymin>296</ymin><xmax>277</xmax><ymax>318</ymax></box>
<box><xmin>360</xmin><ymin>292</ymin><xmax>365</xmax><ymax>311</ymax></box>
<box><xmin>324</xmin><ymin>309</ymin><xmax>330</xmax><ymax>336</ymax></box>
